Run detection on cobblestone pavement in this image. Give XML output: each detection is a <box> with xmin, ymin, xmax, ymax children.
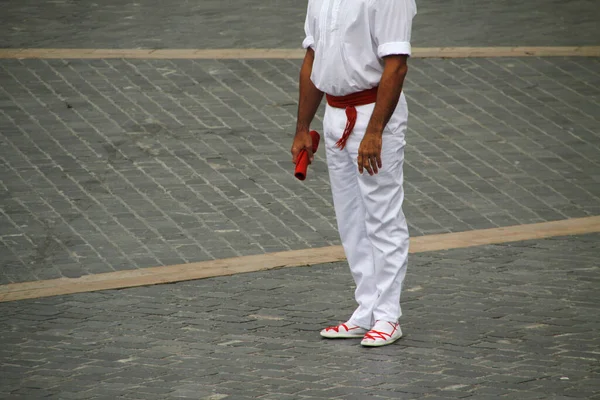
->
<box><xmin>1</xmin><ymin>1</ymin><xmax>600</xmax><ymax>398</ymax></box>
<box><xmin>1</xmin><ymin>0</ymin><xmax>600</xmax><ymax>49</ymax></box>
<box><xmin>0</xmin><ymin>234</ymin><xmax>599</xmax><ymax>399</ymax></box>
<box><xmin>1</xmin><ymin>56</ymin><xmax>599</xmax><ymax>284</ymax></box>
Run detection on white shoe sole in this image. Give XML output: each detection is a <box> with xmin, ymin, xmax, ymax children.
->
<box><xmin>320</xmin><ymin>332</ymin><xmax>366</xmax><ymax>339</ymax></box>
<box><xmin>360</xmin><ymin>334</ymin><xmax>403</xmax><ymax>347</ymax></box>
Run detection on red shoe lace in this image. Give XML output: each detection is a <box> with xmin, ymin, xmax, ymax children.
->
<box><xmin>325</xmin><ymin>323</ymin><xmax>362</xmax><ymax>333</ymax></box>
<box><xmin>363</xmin><ymin>322</ymin><xmax>398</xmax><ymax>341</ymax></box>
<box><xmin>325</xmin><ymin>323</ymin><xmax>349</xmax><ymax>332</ymax></box>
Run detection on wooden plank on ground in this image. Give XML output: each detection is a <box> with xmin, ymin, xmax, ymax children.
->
<box><xmin>1</xmin><ymin>216</ymin><xmax>599</xmax><ymax>302</ymax></box>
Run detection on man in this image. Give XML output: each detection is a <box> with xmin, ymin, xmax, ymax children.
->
<box><xmin>291</xmin><ymin>0</ymin><xmax>416</xmax><ymax>347</ymax></box>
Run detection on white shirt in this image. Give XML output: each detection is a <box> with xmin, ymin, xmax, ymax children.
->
<box><xmin>303</xmin><ymin>0</ymin><xmax>417</xmax><ymax>96</ymax></box>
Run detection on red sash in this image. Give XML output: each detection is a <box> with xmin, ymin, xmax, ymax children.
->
<box><xmin>326</xmin><ymin>87</ymin><xmax>378</xmax><ymax>150</ymax></box>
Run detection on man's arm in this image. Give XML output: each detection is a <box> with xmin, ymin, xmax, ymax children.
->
<box><xmin>291</xmin><ymin>48</ymin><xmax>324</xmax><ymax>164</ymax></box>
<box><xmin>358</xmin><ymin>54</ymin><xmax>409</xmax><ymax>175</ymax></box>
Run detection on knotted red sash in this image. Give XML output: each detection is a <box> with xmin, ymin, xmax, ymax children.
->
<box><xmin>326</xmin><ymin>87</ymin><xmax>378</xmax><ymax>150</ymax></box>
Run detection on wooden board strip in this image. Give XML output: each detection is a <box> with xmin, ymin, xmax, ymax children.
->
<box><xmin>1</xmin><ymin>216</ymin><xmax>599</xmax><ymax>302</ymax></box>
<box><xmin>0</xmin><ymin>47</ymin><xmax>599</xmax><ymax>60</ymax></box>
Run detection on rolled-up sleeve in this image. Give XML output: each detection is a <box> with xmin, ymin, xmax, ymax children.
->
<box><xmin>302</xmin><ymin>2</ymin><xmax>315</xmax><ymax>49</ymax></box>
<box><xmin>370</xmin><ymin>0</ymin><xmax>417</xmax><ymax>58</ymax></box>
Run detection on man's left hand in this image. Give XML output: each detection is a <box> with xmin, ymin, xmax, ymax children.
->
<box><xmin>358</xmin><ymin>132</ymin><xmax>382</xmax><ymax>175</ymax></box>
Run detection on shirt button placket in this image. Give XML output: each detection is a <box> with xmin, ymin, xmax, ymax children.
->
<box><xmin>319</xmin><ymin>0</ymin><xmax>333</xmax><ymax>48</ymax></box>
<box><xmin>331</xmin><ymin>0</ymin><xmax>342</xmax><ymax>34</ymax></box>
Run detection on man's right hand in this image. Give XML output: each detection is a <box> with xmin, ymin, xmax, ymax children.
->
<box><xmin>291</xmin><ymin>130</ymin><xmax>314</xmax><ymax>165</ymax></box>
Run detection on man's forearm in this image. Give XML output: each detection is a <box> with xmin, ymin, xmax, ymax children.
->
<box><xmin>366</xmin><ymin>56</ymin><xmax>408</xmax><ymax>135</ymax></box>
<box><xmin>296</xmin><ymin>48</ymin><xmax>324</xmax><ymax>133</ymax></box>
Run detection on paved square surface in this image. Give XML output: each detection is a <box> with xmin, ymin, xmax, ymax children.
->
<box><xmin>1</xmin><ymin>234</ymin><xmax>599</xmax><ymax>399</ymax></box>
<box><xmin>1</xmin><ymin>56</ymin><xmax>599</xmax><ymax>284</ymax></box>
<box><xmin>1</xmin><ymin>0</ymin><xmax>600</xmax><ymax>48</ymax></box>
<box><xmin>1</xmin><ymin>0</ymin><xmax>599</xmax><ymax>398</ymax></box>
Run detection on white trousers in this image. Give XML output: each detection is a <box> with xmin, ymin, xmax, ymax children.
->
<box><xmin>323</xmin><ymin>94</ymin><xmax>410</xmax><ymax>329</ymax></box>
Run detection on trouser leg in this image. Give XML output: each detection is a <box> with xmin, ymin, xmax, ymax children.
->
<box><xmin>325</xmin><ymin>98</ymin><xmax>410</xmax><ymax>326</ymax></box>
<box><xmin>324</xmin><ymin>105</ymin><xmax>377</xmax><ymax>330</ymax></box>
<box><xmin>356</xmin><ymin>143</ymin><xmax>408</xmax><ymax>323</ymax></box>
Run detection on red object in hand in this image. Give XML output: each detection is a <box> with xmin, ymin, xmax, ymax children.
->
<box><xmin>294</xmin><ymin>130</ymin><xmax>321</xmax><ymax>181</ymax></box>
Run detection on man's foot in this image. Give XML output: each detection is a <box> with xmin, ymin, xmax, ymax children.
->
<box><xmin>320</xmin><ymin>322</ymin><xmax>368</xmax><ymax>339</ymax></box>
<box><xmin>360</xmin><ymin>320</ymin><xmax>402</xmax><ymax>347</ymax></box>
